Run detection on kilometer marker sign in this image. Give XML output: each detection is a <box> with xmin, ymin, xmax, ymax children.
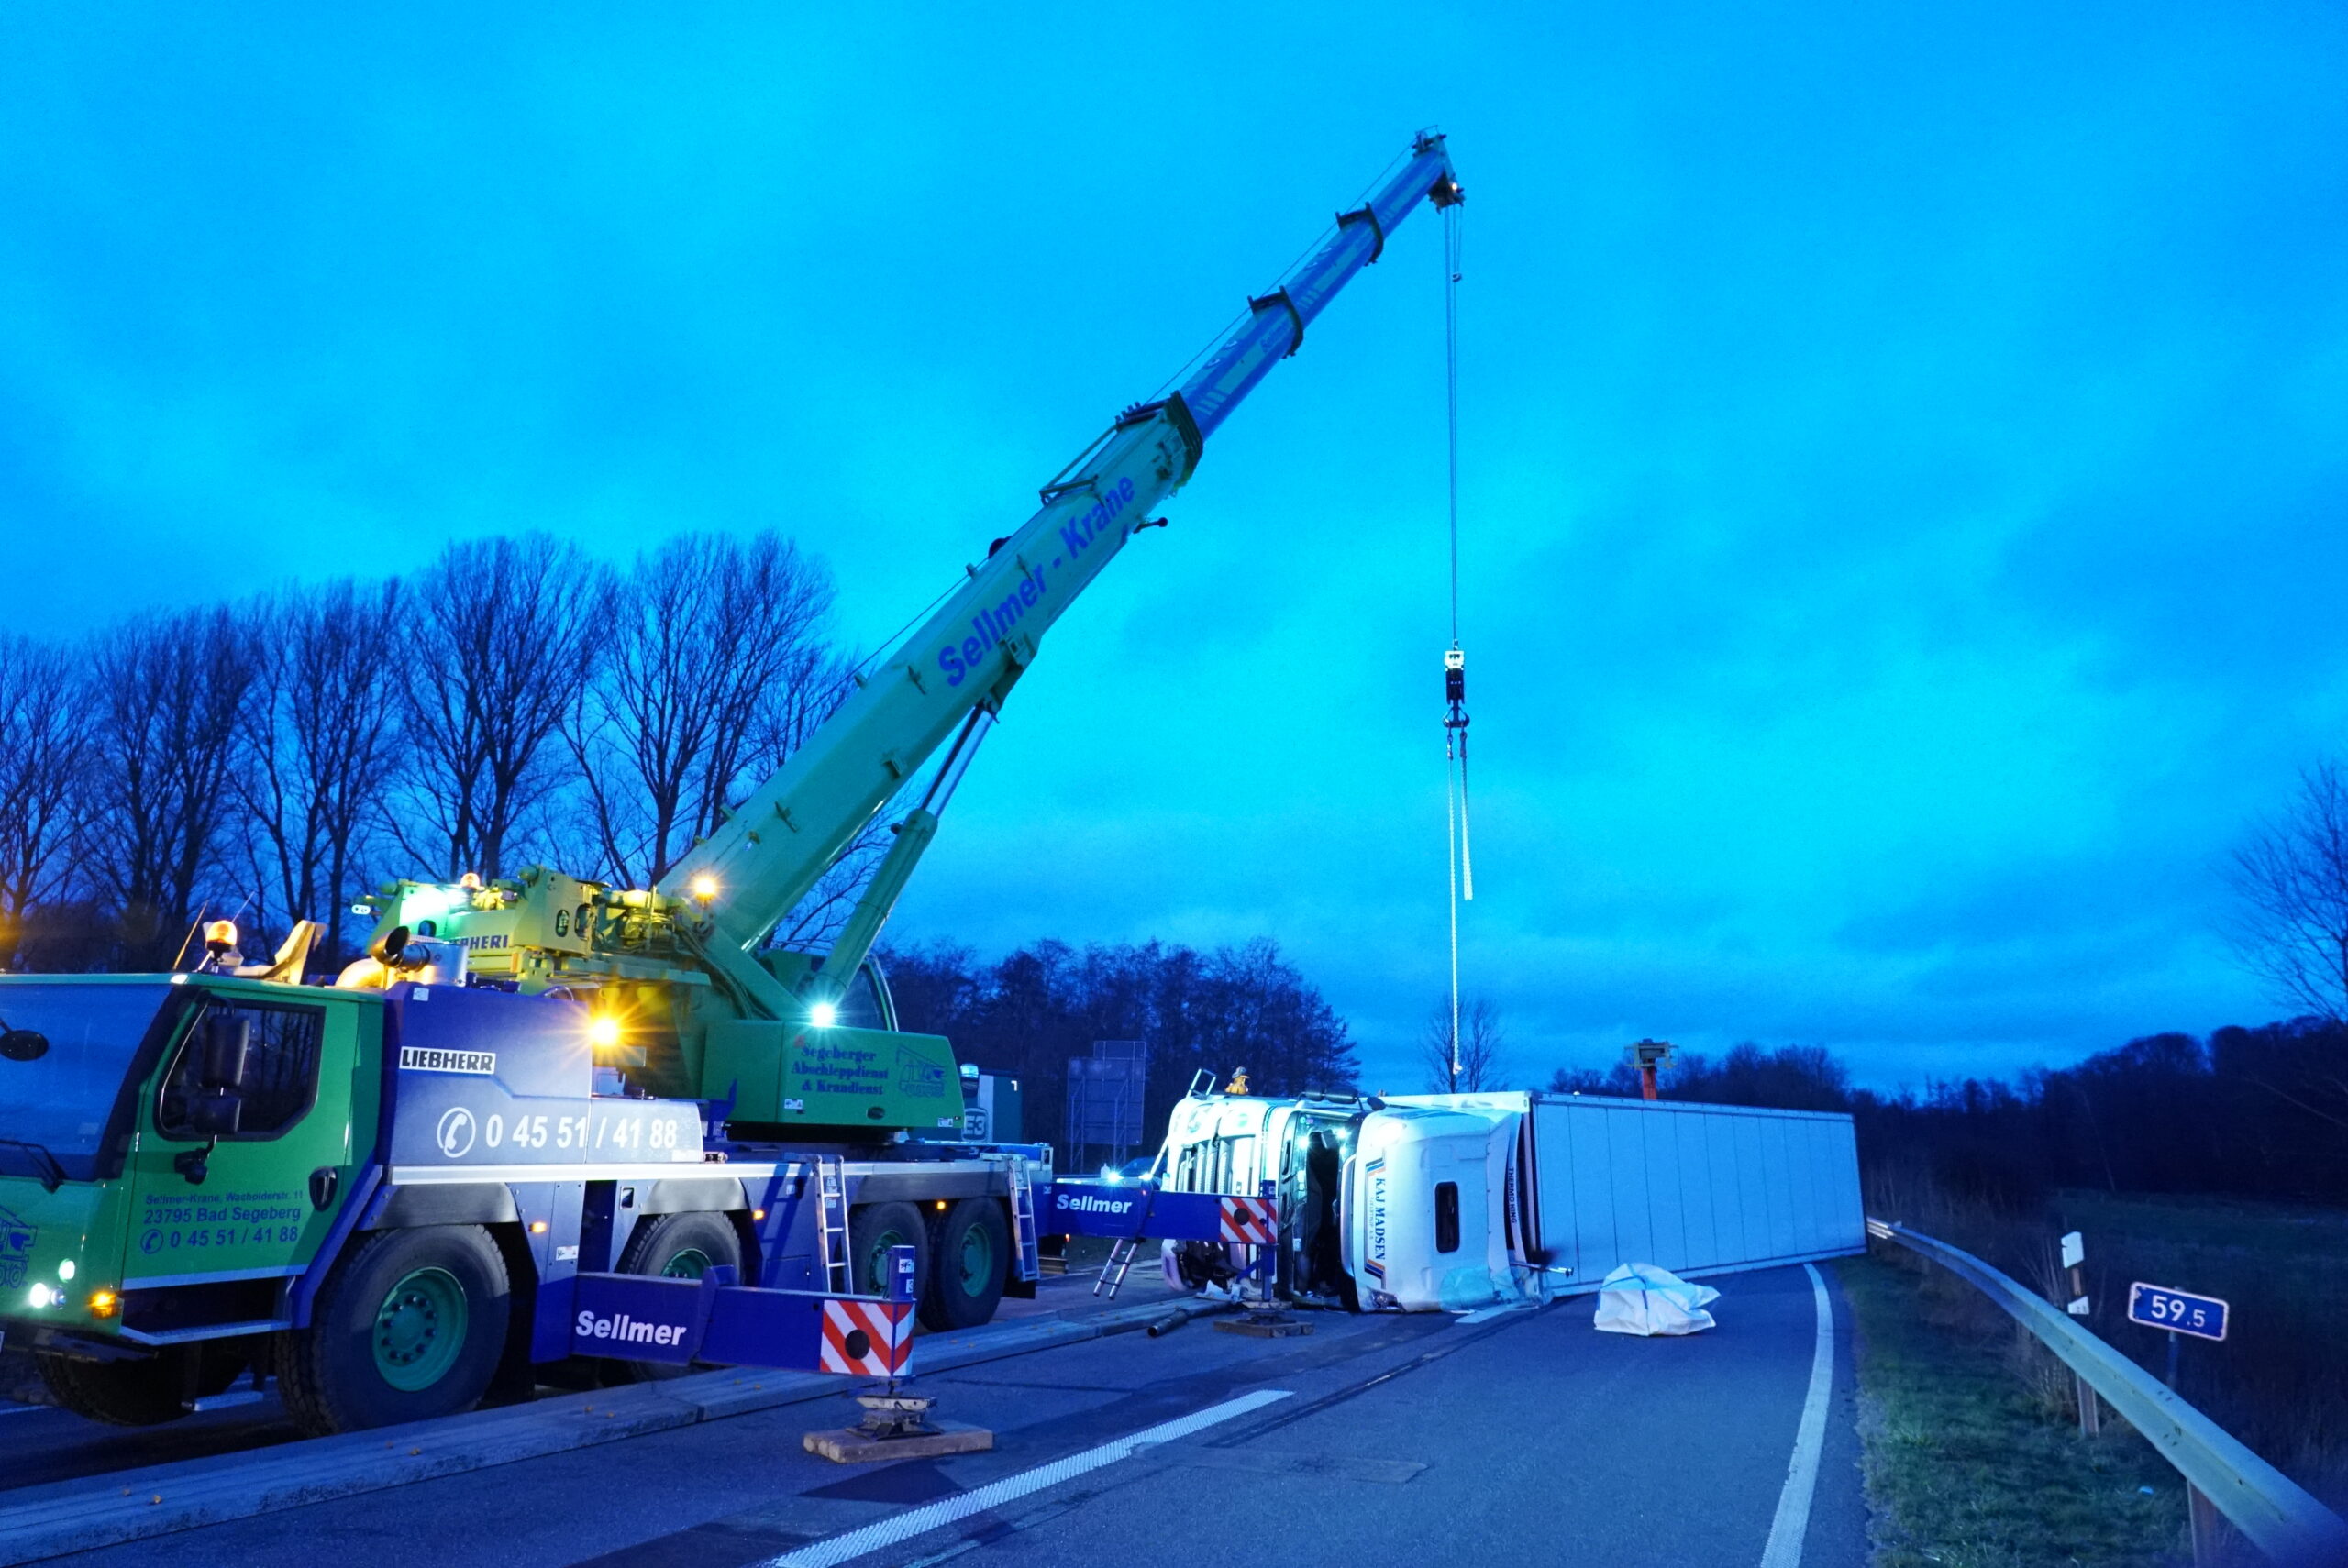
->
<box><xmin>2126</xmin><ymin>1281</ymin><xmax>2229</xmax><ymax>1342</ymax></box>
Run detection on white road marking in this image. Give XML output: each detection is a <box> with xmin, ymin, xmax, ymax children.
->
<box><xmin>1760</xmin><ymin>1263</ymin><xmax>1835</xmax><ymax>1567</ymax></box>
<box><xmin>758</xmin><ymin>1388</ymin><xmax>1293</xmax><ymax>1568</ymax></box>
<box><xmin>1456</xmin><ymin>1300</ymin><xmax>1538</xmax><ymax>1325</ymax></box>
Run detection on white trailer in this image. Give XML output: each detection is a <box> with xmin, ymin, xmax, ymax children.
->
<box><xmin>1156</xmin><ymin>1089</ymin><xmax>1865</xmax><ymax>1313</ymax></box>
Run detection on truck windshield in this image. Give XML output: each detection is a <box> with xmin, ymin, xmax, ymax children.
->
<box><xmin>0</xmin><ymin>983</ymin><xmax>175</xmax><ymax>1183</ymax></box>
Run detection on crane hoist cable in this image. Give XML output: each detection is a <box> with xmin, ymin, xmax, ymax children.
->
<box><xmin>1440</xmin><ymin>194</ymin><xmax>1472</xmax><ymax>1086</ymax></box>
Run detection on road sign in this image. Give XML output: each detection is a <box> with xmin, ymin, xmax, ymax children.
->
<box><xmin>2060</xmin><ymin>1231</ymin><xmax>2089</xmax><ymax>1317</ymax></box>
<box><xmin>2127</xmin><ymin>1281</ymin><xmax>2228</xmax><ymax>1342</ymax></box>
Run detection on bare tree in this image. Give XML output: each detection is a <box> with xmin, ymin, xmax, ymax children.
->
<box><xmin>768</xmin><ymin>823</ymin><xmax>892</xmax><ymax>952</ymax></box>
<box><xmin>748</xmin><ymin>635</ymin><xmax>868</xmax><ymax>946</ymax></box>
<box><xmin>0</xmin><ymin>635</ymin><xmax>91</xmax><ymax>967</ymax></box>
<box><xmin>568</xmin><ymin>533</ymin><xmax>844</xmax><ymax>888</ymax></box>
<box><xmin>236</xmin><ymin>579</ymin><xmax>406</xmax><ymax>963</ymax></box>
<box><xmin>89</xmin><ymin>608</ymin><xmax>258</xmax><ymax>967</ymax></box>
<box><xmin>1422</xmin><ymin>995</ymin><xmax>1507</xmax><ymax>1092</ymax></box>
<box><xmin>2227</xmin><ymin>761</ymin><xmax>2348</xmax><ymax>1022</ymax></box>
<box><xmin>394</xmin><ymin>536</ymin><xmax>604</xmax><ymax>881</ymax></box>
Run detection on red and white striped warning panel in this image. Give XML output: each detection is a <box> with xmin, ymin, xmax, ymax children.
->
<box><xmin>819</xmin><ymin>1299</ymin><xmax>914</xmax><ymax>1377</ymax></box>
<box><xmin>1220</xmin><ymin>1196</ymin><xmax>1276</xmax><ymax>1244</ymax></box>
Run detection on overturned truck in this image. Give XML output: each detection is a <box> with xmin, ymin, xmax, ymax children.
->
<box><xmin>1112</xmin><ymin>1088</ymin><xmax>1866</xmax><ymax>1312</ymax></box>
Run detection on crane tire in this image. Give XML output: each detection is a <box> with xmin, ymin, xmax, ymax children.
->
<box><xmin>612</xmin><ymin>1209</ymin><xmax>744</xmax><ymax>1379</ymax></box>
<box><xmin>919</xmin><ymin>1198</ymin><xmax>1009</xmax><ymax>1331</ymax></box>
<box><xmin>277</xmin><ymin>1223</ymin><xmax>511</xmax><ymax>1437</ymax></box>
<box><xmin>36</xmin><ymin>1352</ymin><xmax>187</xmax><ymax>1427</ymax></box>
<box><xmin>847</xmin><ymin>1201</ymin><xmax>929</xmax><ymax>1304</ymax></box>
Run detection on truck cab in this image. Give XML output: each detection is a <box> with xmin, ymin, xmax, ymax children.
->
<box><xmin>0</xmin><ymin>972</ymin><xmax>382</xmax><ymax>1418</ymax></box>
<box><xmin>1347</xmin><ymin>1098</ymin><xmax>1522</xmax><ymax>1312</ymax></box>
<box><xmin>1154</xmin><ymin>1090</ymin><xmax>1364</xmax><ymax>1309</ymax></box>
<box><xmin>1149</xmin><ymin>1088</ymin><xmax>1532</xmax><ymax>1314</ymax></box>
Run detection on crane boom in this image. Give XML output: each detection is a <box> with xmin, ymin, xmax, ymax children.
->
<box><xmin>657</xmin><ymin>133</ymin><xmax>1463</xmax><ymax>976</ymax></box>
<box><xmin>353</xmin><ymin>134</ymin><xmax>1462</xmax><ymax>1121</ymax></box>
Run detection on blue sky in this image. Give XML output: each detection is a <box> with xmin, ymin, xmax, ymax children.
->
<box><xmin>6</xmin><ymin>6</ymin><xmax>2345</xmax><ymax>1092</ymax></box>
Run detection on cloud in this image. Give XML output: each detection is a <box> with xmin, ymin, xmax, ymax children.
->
<box><xmin>6</xmin><ymin>5</ymin><xmax>2345</xmax><ymax>1093</ymax></box>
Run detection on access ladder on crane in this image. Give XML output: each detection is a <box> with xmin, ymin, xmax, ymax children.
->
<box><xmin>1006</xmin><ymin>1158</ymin><xmax>1042</xmax><ymax>1283</ymax></box>
<box><xmin>814</xmin><ymin>1154</ymin><xmax>852</xmax><ymax>1294</ymax></box>
<box><xmin>1094</xmin><ymin>1069</ymin><xmax>1216</xmax><ymax>1299</ymax></box>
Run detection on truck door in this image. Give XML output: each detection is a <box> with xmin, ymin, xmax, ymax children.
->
<box><xmin>124</xmin><ymin>991</ymin><xmax>364</xmax><ymax>1317</ymax></box>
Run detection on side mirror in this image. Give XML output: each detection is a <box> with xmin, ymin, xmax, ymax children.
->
<box><xmin>200</xmin><ymin>1016</ymin><xmax>256</xmax><ymax>1094</ymax></box>
<box><xmin>189</xmin><ymin>1093</ymin><xmax>244</xmax><ymax>1138</ymax></box>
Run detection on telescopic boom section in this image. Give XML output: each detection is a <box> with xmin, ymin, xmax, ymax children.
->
<box><xmin>657</xmin><ymin>133</ymin><xmax>1463</xmax><ymax>975</ymax></box>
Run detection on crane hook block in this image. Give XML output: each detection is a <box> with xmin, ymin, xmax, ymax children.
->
<box><xmin>1445</xmin><ymin>646</ymin><xmax>1466</xmax><ymax>705</ymax></box>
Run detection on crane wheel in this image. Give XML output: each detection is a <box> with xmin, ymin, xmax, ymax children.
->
<box><xmin>34</xmin><ymin>1342</ymin><xmax>247</xmax><ymax>1427</ymax></box>
<box><xmin>918</xmin><ymin>1198</ymin><xmax>1009</xmax><ymax>1331</ymax></box>
<box><xmin>847</xmin><ymin>1201</ymin><xmax>930</xmax><ymax>1305</ymax></box>
<box><xmin>277</xmin><ymin>1223</ymin><xmax>511</xmax><ymax>1436</ymax></box>
<box><xmin>611</xmin><ymin>1209</ymin><xmax>744</xmax><ymax>1380</ymax></box>
<box><xmin>36</xmin><ymin>1352</ymin><xmax>183</xmax><ymax>1427</ymax></box>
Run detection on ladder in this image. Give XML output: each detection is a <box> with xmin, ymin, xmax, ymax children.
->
<box><xmin>1006</xmin><ymin>1158</ymin><xmax>1041</xmax><ymax>1284</ymax></box>
<box><xmin>813</xmin><ymin>1154</ymin><xmax>852</xmax><ymax>1294</ymax></box>
<box><xmin>1094</xmin><ymin>1069</ymin><xmax>1217</xmax><ymax>1299</ymax></box>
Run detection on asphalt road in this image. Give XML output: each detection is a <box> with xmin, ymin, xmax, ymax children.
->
<box><xmin>0</xmin><ymin>1265</ymin><xmax>1175</xmax><ymax>1496</ymax></box>
<box><xmin>25</xmin><ymin>1262</ymin><xmax>1868</xmax><ymax>1567</ymax></box>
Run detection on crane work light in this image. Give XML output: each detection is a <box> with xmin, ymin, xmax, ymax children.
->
<box><xmin>809</xmin><ymin>1001</ymin><xmax>838</xmax><ymax>1029</ymax></box>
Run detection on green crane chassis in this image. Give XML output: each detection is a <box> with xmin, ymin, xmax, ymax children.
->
<box><xmin>0</xmin><ymin>972</ymin><xmax>1045</xmax><ymax>1434</ymax></box>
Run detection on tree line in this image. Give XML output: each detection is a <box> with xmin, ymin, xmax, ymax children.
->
<box><xmin>1545</xmin><ymin>1027</ymin><xmax>2348</xmax><ymax>1210</ymax></box>
<box><xmin>880</xmin><ymin>936</ymin><xmax>1360</xmax><ymax>1155</ymax></box>
<box><xmin>0</xmin><ymin>531</ymin><xmax>856</xmax><ymax>972</ymax></box>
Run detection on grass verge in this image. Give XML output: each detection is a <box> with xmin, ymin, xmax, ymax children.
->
<box><xmin>2052</xmin><ymin>1188</ymin><xmax>2348</xmax><ymax>1502</ymax></box>
<box><xmin>1836</xmin><ymin>1253</ymin><xmax>2186</xmax><ymax>1567</ymax></box>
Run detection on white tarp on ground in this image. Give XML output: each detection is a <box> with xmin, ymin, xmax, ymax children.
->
<box><xmin>1591</xmin><ymin>1263</ymin><xmax>1721</xmax><ymax>1336</ymax></box>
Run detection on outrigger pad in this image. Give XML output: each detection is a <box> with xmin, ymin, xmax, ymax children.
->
<box><xmin>803</xmin><ymin>1421</ymin><xmax>994</xmax><ymax>1464</ymax></box>
<box><xmin>805</xmin><ymin>1394</ymin><xmax>993</xmax><ymax>1464</ymax></box>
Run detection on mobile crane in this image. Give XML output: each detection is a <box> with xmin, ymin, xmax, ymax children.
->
<box><xmin>0</xmin><ymin>133</ymin><xmax>1464</xmax><ymax>1435</ymax></box>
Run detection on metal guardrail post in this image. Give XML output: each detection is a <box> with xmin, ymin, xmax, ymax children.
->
<box><xmin>1866</xmin><ymin>1217</ymin><xmax>2348</xmax><ymax>1566</ymax></box>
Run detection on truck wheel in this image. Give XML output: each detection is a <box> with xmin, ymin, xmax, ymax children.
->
<box><xmin>614</xmin><ymin>1210</ymin><xmax>743</xmax><ymax>1379</ymax></box>
<box><xmin>278</xmin><ymin>1224</ymin><xmax>512</xmax><ymax>1436</ymax></box>
<box><xmin>848</xmin><ymin>1201</ymin><xmax>929</xmax><ymax>1303</ymax></box>
<box><xmin>35</xmin><ymin>1352</ymin><xmax>185</xmax><ymax>1427</ymax></box>
<box><xmin>919</xmin><ymin>1198</ymin><xmax>1009</xmax><ymax>1331</ymax></box>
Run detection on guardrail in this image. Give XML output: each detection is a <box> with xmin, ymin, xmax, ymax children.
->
<box><xmin>1866</xmin><ymin>1218</ymin><xmax>2348</xmax><ymax>1566</ymax></box>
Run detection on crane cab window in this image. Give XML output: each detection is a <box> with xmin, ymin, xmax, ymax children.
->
<box><xmin>1434</xmin><ymin>1182</ymin><xmax>1461</xmax><ymax>1254</ymax></box>
<box><xmin>834</xmin><ymin>966</ymin><xmax>887</xmax><ymax>1031</ymax></box>
<box><xmin>157</xmin><ymin>1000</ymin><xmax>325</xmax><ymax>1141</ymax></box>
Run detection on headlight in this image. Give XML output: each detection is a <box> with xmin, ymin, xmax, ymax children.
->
<box><xmin>56</xmin><ymin>1260</ymin><xmax>75</xmax><ymax>1281</ymax></box>
<box><xmin>27</xmin><ymin>1283</ymin><xmax>56</xmax><ymax>1309</ymax></box>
